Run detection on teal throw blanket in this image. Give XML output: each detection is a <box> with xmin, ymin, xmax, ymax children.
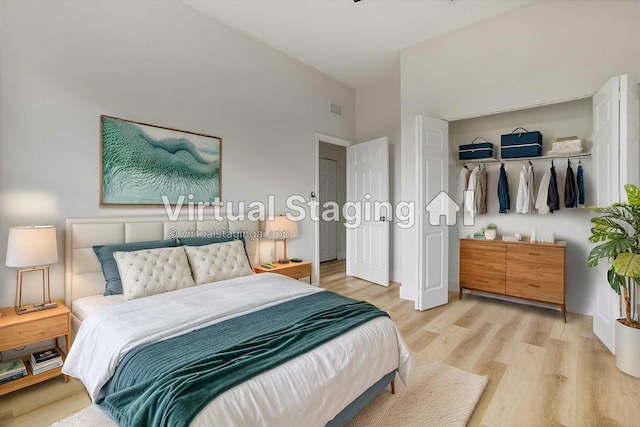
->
<box><xmin>97</xmin><ymin>291</ymin><xmax>389</xmax><ymax>427</ymax></box>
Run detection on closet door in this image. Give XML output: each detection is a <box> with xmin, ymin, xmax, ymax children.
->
<box><xmin>416</xmin><ymin>116</ymin><xmax>449</xmax><ymax>311</ymax></box>
<box><xmin>592</xmin><ymin>74</ymin><xmax>640</xmax><ymax>354</ymax></box>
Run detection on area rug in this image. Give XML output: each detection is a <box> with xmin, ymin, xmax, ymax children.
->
<box><xmin>51</xmin><ymin>353</ymin><xmax>487</xmax><ymax>427</ymax></box>
<box><xmin>346</xmin><ymin>353</ymin><xmax>488</xmax><ymax>427</ymax></box>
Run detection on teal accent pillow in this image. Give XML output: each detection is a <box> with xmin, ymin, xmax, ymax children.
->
<box><xmin>93</xmin><ymin>239</ymin><xmax>177</xmax><ymax>296</ymax></box>
<box><xmin>178</xmin><ymin>234</ymin><xmax>249</xmax><ymax>264</ymax></box>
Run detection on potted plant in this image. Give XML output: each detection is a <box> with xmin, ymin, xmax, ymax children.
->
<box><xmin>485</xmin><ymin>223</ymin><xmax>497</xmax><ymax>240</ymax></box>
<box><xmin>588</xmin><ymin>183</ymin><xmax>640</xmax><ymax>378</ymax></box>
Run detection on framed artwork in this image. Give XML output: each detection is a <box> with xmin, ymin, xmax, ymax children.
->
<box><xmin>100</xmin><ymin>115</ymin><xmax>221</xmax><ymax>205</ymax></box>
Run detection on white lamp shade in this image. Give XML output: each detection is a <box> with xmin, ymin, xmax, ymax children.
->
<box><xmin>6</xmin><ymin>226</ymin><xmax>58</xmax><ymax>267</ymax></box>
<box><xmin>265</xmin><ymin>216</ymin><xmax>299</xmax><ymax>240</ymax></box>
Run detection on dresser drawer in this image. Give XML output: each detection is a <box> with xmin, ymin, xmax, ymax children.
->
<box><xmin>506</xmin><ymin>263</ymin><xmax>564</xmax><ymax>304</ymax></box>
<box><xmin>507</xmin><ymin>244</ymin><xmax>564</xmax><ymax>266</ymax></box>
<box><xmin>0</xmin><ymin>314</ymin><xmax>69</xmax><ymax>351</ymax></box>
<box><xmin>460</xmin><ymin>271</ymin><xmax>506</xmax><ymax>294</ymax></box>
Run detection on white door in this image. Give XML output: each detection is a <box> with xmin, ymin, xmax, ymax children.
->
<box><xmin>592</xmin><ymin>74</ymin><xmax>640</xmax><ymax>354</ymax></box>
<box><xmin>416</xmin><ymin>116</ymin><xmax>450</xmax><ymax>311</ymax></box>
<box><xmin>319</xmin><ymin>158</ymin><xmax>338</xmax><ymax>262</ymax></box>
<box><xmin>346</xmin><ymin>137</ymin><xmax>389</xmax><ymax>286</ymax></box>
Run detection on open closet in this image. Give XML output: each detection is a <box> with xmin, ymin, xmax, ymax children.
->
<box><xmin>405</xmin><ymin>74</ymin><xmax>639</xmax><ymax>358</ymax></box>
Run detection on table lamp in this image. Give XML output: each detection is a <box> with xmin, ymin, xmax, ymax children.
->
<box><xmin>265</xmin><ymin>216</ymin><xmax>299</xmax><ymax>263</ymax></box>
<box><xmin>6</xmin><ymin>225</ymin><xmax>58</xmax><ymax>314</ymax></box>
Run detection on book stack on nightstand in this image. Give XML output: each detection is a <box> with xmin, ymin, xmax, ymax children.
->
<box><xmin>0</xmin><ymin>359</ymin><xmax>27</xmax><ymax>385</ymax></box>
<box><xmin>30</xmin><ymin>348</ymin><xmax>63</xmax><ymax>375</ymax></box>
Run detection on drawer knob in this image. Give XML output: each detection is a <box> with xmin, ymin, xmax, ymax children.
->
<box><xmin>528</xmin><ymin>284</ymin><xmax>540</xmax><ymax>288</ymax></box>
<box><xmin>528</xmin><ymin>253</ymin><xmax>541</xmax><ymax>256</ymax></box>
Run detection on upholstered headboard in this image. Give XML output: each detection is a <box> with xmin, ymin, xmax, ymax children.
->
<box><xmin>65</xmin><ymin>216</ymin><xmax>259</xmax><ymax>309</ymax></box>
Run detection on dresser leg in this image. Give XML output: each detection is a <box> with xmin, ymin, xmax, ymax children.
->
<box><xmin>459</xmin><ymin>288</ymin><xmax>463</xmax><ymax>300</ymax></box>
<box><xmin>561</xmin><ymin>304</ymin><xmax>566</xmax><ymax>323</ymax></box>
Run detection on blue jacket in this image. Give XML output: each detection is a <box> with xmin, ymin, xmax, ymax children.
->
<box><xmin>498</xmin><ymin>164</ymin><xmax>510</xmax><ymax>214</ymax></box>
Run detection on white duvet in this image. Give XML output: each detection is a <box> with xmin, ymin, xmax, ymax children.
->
<box><xmin>63</xmin><ymin>273</ymin><xmax>410</xmax><ymax>426</ymax></box>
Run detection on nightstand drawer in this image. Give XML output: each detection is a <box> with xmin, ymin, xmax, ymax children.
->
<box><xmin>279</xmin><ymin>265</ymin><xmax>312</xmax><ymax>280</ymax></box>
<box><xmin>0</xmin><ymin>314</ymin><xmax>69</xmax><ymax>350</ymax></box>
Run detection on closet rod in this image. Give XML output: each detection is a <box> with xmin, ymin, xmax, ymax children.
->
<box><xmin>457</xmin><ymin>152</ymin><xmax>591</xmax><ymax>166</ymax></box>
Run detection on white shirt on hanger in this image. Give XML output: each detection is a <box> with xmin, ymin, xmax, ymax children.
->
<box><xmin>516</xmin><ymin>164</ymin><xmax>529</xmax><ymax>214</ymax></box>
<box><xmin>465</xmin><ymin>166</ymin><xmax>479</xmax><ymax>218</ymax></box>
<box><xmin>535</xmin><ymin>168</ymin><xmax>552</xmax><ymax>214</ymax></box>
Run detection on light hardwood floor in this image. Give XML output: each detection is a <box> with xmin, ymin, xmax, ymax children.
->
<box><xmin>2</xmin><ymin>260</ymin><xmax>639</xmax><ymax>426</ymax></box>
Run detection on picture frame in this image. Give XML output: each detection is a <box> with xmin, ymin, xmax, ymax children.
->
<box><xmin>100</xmin><ymin>115</ymin><xmax>221</xmax><ymax>206</ymax></box>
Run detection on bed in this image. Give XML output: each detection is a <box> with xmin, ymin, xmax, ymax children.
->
<box><xmin>62</xmin><ymin>216</ymin><xmax>410</xmax><ymax>427</ymax></box>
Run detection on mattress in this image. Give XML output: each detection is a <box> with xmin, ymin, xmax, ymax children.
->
<box><xmin>72</xmin><ymin>294</ymin><xmax>124</xmax><ymax>322</ymax></box>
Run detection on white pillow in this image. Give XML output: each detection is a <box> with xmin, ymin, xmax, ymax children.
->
<box><xmin>184</xmin><ymin>240</ymin><xmax>254</xmax><ymax>285</ymax></box>
<box><xmin>114</xmin><ymin>246</ymin><xmax>195</xmax><ymax>300</ymax></box>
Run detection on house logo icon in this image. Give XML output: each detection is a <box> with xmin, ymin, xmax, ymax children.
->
<box><xmin>425</xmin><ymin>191</ymin><xmax>460</xmax><ymax>226</ymax></box>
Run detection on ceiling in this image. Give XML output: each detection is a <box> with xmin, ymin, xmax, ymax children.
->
<box><xmin>182</xmin><ymin>0</ymin><xmax>530</xmax><ymax>89</ymax></box>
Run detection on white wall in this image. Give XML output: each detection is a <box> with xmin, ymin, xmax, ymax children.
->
<box><xmin>355</xmin><ymin>61</ymin><xmax>401</xmax><ymax>282</ymax></box>
<box><xmin>450</xmin><ymin>98</ymin><xmax>595</xmax><ymax>315</ymax></box>
<box><xmin>400</xmin><ymin>0</ymin><xmax>640</xmax><ymax>311</ymax></box>
<box><xmin>402</xmin><ymin>1</ymin><xmax>640</xmax><ymax>121</ymax></box>
<box><xmin>319</xmin><ymin>142</ymin><xmax>347</xmax><ymax>260</ymax></box>
<box><xmin>0</xmin><ymin>0</ymin><xmax>355</xmax><ymax>307</ymax></box>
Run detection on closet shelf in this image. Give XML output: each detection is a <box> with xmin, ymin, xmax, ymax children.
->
<box><xmin>457</xmin><ymin>152</ymin><xmax>591</xmax><ymax>166</ymax></box>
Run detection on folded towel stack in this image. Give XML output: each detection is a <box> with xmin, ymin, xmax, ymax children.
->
<box><xmin>547</xmin><ymin>136</ymin><xmax>583</xmax><ymax>155</ymax></box>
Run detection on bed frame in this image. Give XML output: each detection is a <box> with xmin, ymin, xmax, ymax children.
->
<box><xmin>64</xmin><ymin>215</ymin><xmax>394</xmax><ymax>426</ymax></box>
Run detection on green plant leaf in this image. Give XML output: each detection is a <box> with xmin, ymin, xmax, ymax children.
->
<box><xmin>587</xmin><ymin>237</ymin><xmax>637</xmax><ymax>267</ymax></box>
<box><xmin>612</xmin><ymin>252</ymin><xmax>640</xmax><ymax>278</ymax></box>
<box><xmin>607</xmin><ymin>267</ymin><xmax>624</xmax><ymax>295</ymax></box>
<box><xmin>625</xmin><ymin>184</ymin><xmax>640</xmax><ymax>206</ymax></box>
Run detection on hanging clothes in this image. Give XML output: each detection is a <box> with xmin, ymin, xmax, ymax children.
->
<box><xmin>457</xmin><ymin>166</ymin><xmax>470</xmax><ymax>209</ymax></box>
<box><xmin>535</xmin><ymin>168</ymin><xmax>551</xmax><ymax>214</ymax></box>
<box><xmin>527</xmin><ymin>162</ymin><xmax>537</xmax><ymax>214</ymax></box>
<box><xmin>475</xmin><ymin>164</ymin><xmax>488</xmax><ymax>215</ymax></box>
<box><xmin>577</xmin><ymin>162</ymin><xmax>585</xmax><ymax>206</ymax></box>
<box><xmin>564</xmin><ymin>159</ymin><xmax>577</xmax><ymax>208</ymax></box>
<box><xmin>547</xmin><ymin>162</ymin><xmax>560</xmax><ymax>213</ymax></box>
<box><xmin>515</xmin><ymin>164</ymin><xmax>528</xmax><ymax>214</ymax></box>
<box><xmin>465</xmin><ymin>166</ymin><xmax>479</xmax><ymax>218</ymax></box>
<box><xmin>498</xmin><ymin>163</ymin><xmax>510</xmax><ymax>214</ymax></box>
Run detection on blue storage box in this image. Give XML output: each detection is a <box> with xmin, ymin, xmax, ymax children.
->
<box><xmin>501</xmin><ymin>127</ymin><xmax>543</xmax><ymax>158</ymax></box>
<box><xmin>458</xmin><ymin>138</ymin><xmax>494</xmax><ymax>160</ymax></box>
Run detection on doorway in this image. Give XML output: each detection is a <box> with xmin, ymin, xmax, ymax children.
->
<box><xmin>318</xmin><ymin>142</ymin><xmax>346</xmax><ymax>265</ymax></box>
<box><xmin>314</xmin><ymin>135</ymin><xmax>350</xmax><ymax>285</ymax></box>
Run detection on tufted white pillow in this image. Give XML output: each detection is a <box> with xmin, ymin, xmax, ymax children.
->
<box><xmin>184</xmin><ymin>239</ymin><xmax>254</xmax><ymax>285</ymax></box>
<box><xmin>114</xmin><ymin>246</ymin><xmax>195</xmax><ymax>301</ymax></box>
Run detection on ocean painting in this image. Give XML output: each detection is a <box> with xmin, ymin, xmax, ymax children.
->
<box><xmin>101</xmin><ymin>116</ymin><xmax>221</xmax><ymax>205</ymax></box>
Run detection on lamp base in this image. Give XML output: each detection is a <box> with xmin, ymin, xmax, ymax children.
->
<box><xmin>15</xmin><ymin>301</ymin><xmax>57</xmax><ymax>315</ymax></box>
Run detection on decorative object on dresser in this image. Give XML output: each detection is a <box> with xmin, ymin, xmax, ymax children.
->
<box><xmin>254</xmin><ymin>261</ymin><xmax>312</xmax><ymax>284</ymax></box>
<box><xmin>587</xmin><ymin>183</ymin><xmax>640</xmax><ymax>378</ymax></box>
<box><xmin>0</xmin><ymin>300</ymin><xmax>71</xmax><ymax>396</ymax></box>
<box><xmin>100</xmin><ymin>115</ymin><xmax>222</xmax><ymax>206</ymax></box>
<box><xmin>484</xmin><ymin>223</ymin><xmax>497</xmax><ymax>240</ymax></box>
<box><xmin>265</xmin><ymin>215</ymin><xmax>299</xmax><ymax>263</ymax></box>
<box><xmin>5</xmin><ymin>225</ymin><xmax>58</xmax><ymax>314</ymax></box>
<box><xmin>459</xmin><ymin>238</ymin><xmax>567</xmax><ymax>321</ymax></box>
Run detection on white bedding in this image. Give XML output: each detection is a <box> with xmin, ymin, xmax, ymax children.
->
<box><xmin>63</xmin><ymin>273</ymin><xmax>410</xmax><ymax>426</ymax></box>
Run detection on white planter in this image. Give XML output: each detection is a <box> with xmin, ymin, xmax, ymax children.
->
<box><xmin>615</xmin><ymin>320</ymin><xmax>640</xmax><ymax>378</ymax></box>
<box><xmin>485</xmin><ymin>229</ymin><xmax>497</xmax><ymax>240</ymax></box>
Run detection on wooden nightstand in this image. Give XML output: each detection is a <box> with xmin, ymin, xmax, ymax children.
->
<box><xmin>254</xmin><ymin>261</ymin><xmax>312</xmax><ymax>284</ymax></box>
<box><xmin>0</xmin><ymin>299</ymin><xmax>71</xmax><ymax>396</ymax></box>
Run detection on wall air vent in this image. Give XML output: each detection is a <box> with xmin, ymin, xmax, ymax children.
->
<box><xmin>330</xmin><ymin>103</ymin><xmax>343</xmax><ymax>116</ymax></box>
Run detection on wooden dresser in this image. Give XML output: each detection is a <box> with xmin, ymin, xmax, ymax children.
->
<box><xmin>459</xmin><ymin>238</ymin><xmax>567</xmax><ymax>320</ymax></box>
